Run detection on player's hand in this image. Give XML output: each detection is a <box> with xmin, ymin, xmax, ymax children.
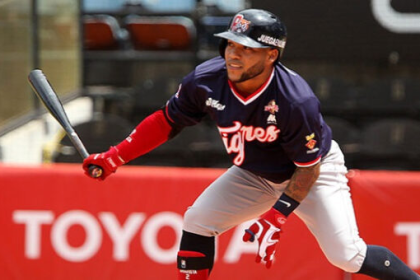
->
<box><xmin>82</xmin><ymin>146</ymin><xmax>125</xmax><ymax>180</ymax></box>
<box><xmin>243</xmin><ymin>208</ymin><xmax>287</xmax><ymax>268</ymax></box>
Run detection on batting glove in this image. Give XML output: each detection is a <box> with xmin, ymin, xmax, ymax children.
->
<box><xmin>243</xmin><ymin>208</ymin><xmax>287</xmax><ymax>268</ymax></box>
<box><xmin>82</xmin><ymin>146</ymin><xmax>125</xmax><ymax>180</ymax></box>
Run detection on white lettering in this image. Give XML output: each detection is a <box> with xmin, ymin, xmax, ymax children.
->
<box><xmin>395</xmin><ymin>222</ymin><xmax>420</xmax><ymax>269</ymax></box>
<box><xmin>141</xmin><ymin>212</ymin><xmax>183</xmax><ymax>264</ymax></box>
<box><xmin>99</xmin><ymin>212</ymin><xmax>145</xmax><ymax>261</ymax></box>
<box><xmin>14</xmin><ymin>210</ymin><xmax>185</xmax><ymax>262</ymax></box>
<box><xmin>13</xmin><ymin>210</ymin><xmax>54</xmax><ymax>259</ymax></box>
<box><xmin>224</xmin><ymin>220</ymin><xmax>258</xmax><ymax>263</ymax></box>
<box><xmin>257</xmin><ymin>35</ymin><xmax>286</xmax><ymax>48</ymax></box>
<box><xmin>205</xmin><ymin>98</ymin><xmax>226</xmax><ymax>111</ymax></box>
<box><xmin>12</xmin><ymin>210</ymin><xmax>260</xmax><ymax>265</ymax></box>
<box><xmin>371</xmin><ymin>0</ymin><xmax>420</xmax><ymax>33</ymax></box>
<box><xmin>219</xmin><ymin>122</ymin><xmax>280</xmax><ymax>165</ymax></box>
<box><xmin>51</xmin><ymin>210</ymin><xmax>102</xmax><ymax>262</ymax></box>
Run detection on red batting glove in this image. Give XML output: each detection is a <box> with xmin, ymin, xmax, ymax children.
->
<box><xmin>82</xmin><ymin>146</ymin><xmax>125</xmax><ymax>180</ymax></box>
<box><xmin>243</xmin><ymin>208</ymin><xmax>287</xmax><ymax>268</ymax></box>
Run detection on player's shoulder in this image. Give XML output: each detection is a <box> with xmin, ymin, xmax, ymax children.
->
<box><xmin>194</xmin><ymin>56</ymin><xmax>226</xmax><ymax>80</ymax></box>
<box><xmin>182</xmin><ymin>56</ymin><xmax>225</xmax><ymax>85</ymax></box>
<box><xmin>274</xmin><ymin>62</ymin><xmax>316</xmax><ymax>103</ymax></box>
<box><xmin>179</xmin><ymin>56</ymin><xmax>225</xmax><ymax>95</ymax></box>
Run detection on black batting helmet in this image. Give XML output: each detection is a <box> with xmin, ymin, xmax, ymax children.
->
<box><xmin>214</xmin><ymin>9</ymin><xmax>287</xmax><ymax>60</ymax></box>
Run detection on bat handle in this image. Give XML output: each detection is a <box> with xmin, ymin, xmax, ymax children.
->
<box><xmin>88</xmin><ymin>165</ymin><xmax>103</xmax><ymax>178</ymax></box>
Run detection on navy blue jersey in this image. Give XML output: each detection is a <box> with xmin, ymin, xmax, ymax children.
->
<box><xmin>165</xmin><ymin>56</ymin><xmax>332</xmax><ymax>182</ymax></box>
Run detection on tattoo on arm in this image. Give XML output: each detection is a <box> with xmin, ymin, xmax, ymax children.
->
<box><xmin>284</xmin><ymin>162</ymin><xmax>321</xmax><ymax>202</ymax></box>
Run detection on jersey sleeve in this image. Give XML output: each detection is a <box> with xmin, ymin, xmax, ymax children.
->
<box><xmin>280</xmin><ymin>97</ymin><xmax>324</xmax><ymax>167</ymax></box>
<box><xmin>165</xmin><ymin>71</ymin><xmax>207</xmax><ymax>127</ymax></box>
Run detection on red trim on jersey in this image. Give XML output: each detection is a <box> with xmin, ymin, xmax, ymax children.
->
<box><xmin>116</xmin><ymin>110</ymin><xmax>172</xmax><ymax>163</ymax></box>
<box><xmin>294</xmin><ymin>155</ymin><xmax>321</xmax><ymax>167</ymax></box>
<box><xmin>165</xmin><ymin>104</ymin><xmax>175</xmax><ymax>123</ymax></box>
<box><xmin>228</xmin><ymin>68</ymin><xmax>274</xmax><ymax>104</ymax></box>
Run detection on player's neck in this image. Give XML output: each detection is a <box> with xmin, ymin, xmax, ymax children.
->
<box><xmin>229</xmin><ymin>68</ymin><xmax>274</xmax><ymax>98</ymax></box>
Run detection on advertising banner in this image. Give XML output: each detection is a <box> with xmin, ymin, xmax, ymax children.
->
<box><xmin>349</xmin><ymin>170</ymin><xmax>420</xmax><ymax>280</ymax></box>
<box><xmin>0</xmin><ymin>164</ymin><xmax>419</xmax><ymax>279</ymax></box>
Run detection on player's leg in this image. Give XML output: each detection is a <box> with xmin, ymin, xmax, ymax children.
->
<box><xmin>294</xmin><ymin>141</ymin><xmax>419</xmax><ymax>279</ymax></box>
<box><xmin>177</xmin><ymin>231</ymin><xmax>215</xmax><ymax>280</ymax></box>
<box><xmin>294</xmin><ymin>141</ymin><xmax>366</xmax><ymax>272</ymax></box>
<box><xmin>177</xmin><ymin>165</ymin><xmax>281</xmax><ymax>279</ymax></box>
<box><xmin>358</xmin><ymin>245</ymin><xmax>420</xmax><ymax>279</ymax></box>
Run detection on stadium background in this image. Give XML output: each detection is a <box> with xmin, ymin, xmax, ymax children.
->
<box><xmin>0</xmin><ymin>0</ymin><xmax>419</xmax><ymax>279</ymax></box>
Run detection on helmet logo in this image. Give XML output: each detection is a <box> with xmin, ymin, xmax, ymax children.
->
<box><xmin>230</xmin><ymin>14</ymin><xmax>251</xmax><ymax>33</ymax></box>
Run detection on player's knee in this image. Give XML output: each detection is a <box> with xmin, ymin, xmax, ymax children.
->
<box><xmin>179</xmin><ymin>231</ymin><xmax>215</xmax><ymax>273</ymax></box>
<box><xmin>327</xmin><ymin>253</ymin><xmax>364</xmax><ymax>273</ymax></box>
<box><xmin>321</xmin><ymin>237</ymin><xmax>367</xmax><ymax>273</ymax></box>
<box><xmin>177</xmin><ymin>250</ymin><xmax>213</xmax><ymax>270</ymax></box>
<box><xmin>177</xmin><ymin>250</ymin><xmax>212</xmax><ymax>279</ymax></box>
<box><xmin>183</xmin><ymin>207</ymin><xmax>217</xmax><ymax>236</ymax></box>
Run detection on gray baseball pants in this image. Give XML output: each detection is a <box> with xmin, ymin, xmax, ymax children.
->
<box><xmin>183</xmin><ymin>141</ymin><xmax>367</xmax><ymax>273</ymax></box>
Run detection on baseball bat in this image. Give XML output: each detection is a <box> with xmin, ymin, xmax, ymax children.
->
<box><xmin>28</xmin><ymin>69</ymin><xmax>103</xmax><ymax>178</ymax></box>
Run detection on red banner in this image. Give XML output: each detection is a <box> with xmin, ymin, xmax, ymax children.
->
<box><xmin>0</xmin><ymin>164</ymin><xmax>419</xmax><ymax>279</ymax></box>
<box><xmin>348</xmin><ymin>170</ymin><xmax>420</xmax><ymax>280</ymax></box>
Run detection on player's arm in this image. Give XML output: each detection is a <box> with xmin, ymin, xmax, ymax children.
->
<box><xmin>82</xmin><ymin>108</ymin><xmax>182</xmax><ymax>180</ymax></box>
<box><xmin>82</xmin><ymin>70</ymin><xmax>207</xmax><ymax>180</ymax></box>
<box><xmin>243</xmin><ymin>96</ymin><xmax>324</xmax><ymax>268</ymax></box>
<box><xmin>284</xmin><ymin>162</ymin><xmax>320</xmax><ymax>202</ymax></box>
<box><xmin>242</xmin><ymin>163</ymin><xmax>321</xmax><ymax>268</ymax></box>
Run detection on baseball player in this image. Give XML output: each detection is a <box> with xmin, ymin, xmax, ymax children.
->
<box><xmin>83</xmin><ymin>9</ymin><xmax>419</xmax><ymax>280</ymax></box>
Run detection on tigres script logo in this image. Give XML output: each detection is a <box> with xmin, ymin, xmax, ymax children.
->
<box><xmin>218</xmin><ymin>121</ymin><xmax>280</xmax><ymax>165</ymax></box>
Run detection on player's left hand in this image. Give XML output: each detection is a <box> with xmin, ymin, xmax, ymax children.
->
<box><xmin>243</xmin><ymin>208</ymin><xmax>287</xmax><ymax>268</ymax></box>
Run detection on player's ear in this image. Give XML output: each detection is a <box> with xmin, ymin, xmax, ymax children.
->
<box><xmin>268</xmin><ymin>49</ymin><xmax>279</xmax><ymax>63</ymax></box>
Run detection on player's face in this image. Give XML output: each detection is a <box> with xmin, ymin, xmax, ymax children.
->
<box><xmin>225</xmin><ymin>40</ymin><xmax>277</xmax><ymax>88</ymax></box>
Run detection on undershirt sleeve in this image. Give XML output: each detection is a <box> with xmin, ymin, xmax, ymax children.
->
<box><xmin>116</xmin><ymin>109</ymin><xmax>173</xmax><ymax>163</ymax></box>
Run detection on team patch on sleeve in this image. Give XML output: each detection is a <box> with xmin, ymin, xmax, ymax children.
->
<box><xmin>293</xmin><ymin>132</ymin><xmax>322</xmax><ymax>167</ymax></box>
<box><xmin>305</xmin><ymin>133</ymin><xmax>319</xmax><ymax>154</ymax></box>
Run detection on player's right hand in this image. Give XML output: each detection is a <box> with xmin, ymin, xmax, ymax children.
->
<box><xmin>242</xmin><ymin>208</ymin><xmax>287</xmax><ymax>268</ymax></box>
<box><xmin>82</xmin><ymin>146</ymin><xmax>125</xmax><ymax>180</ymax></box>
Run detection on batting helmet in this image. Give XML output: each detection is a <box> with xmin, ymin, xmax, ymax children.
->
<box><xmin>214</xmin><ymin>9</ymin><xmax>287</xmax><ymax>60</ymax></box>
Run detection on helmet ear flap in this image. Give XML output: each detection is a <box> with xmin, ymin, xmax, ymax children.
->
<box><xmin>277</xmin><ymin>48</ymin><xmax>285</xmax><ymax>61</ymax></box>
<box><xmin>218</xmin><ymin>39</ymin><xmax>228</xmax><ymax>58</ymax></box>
